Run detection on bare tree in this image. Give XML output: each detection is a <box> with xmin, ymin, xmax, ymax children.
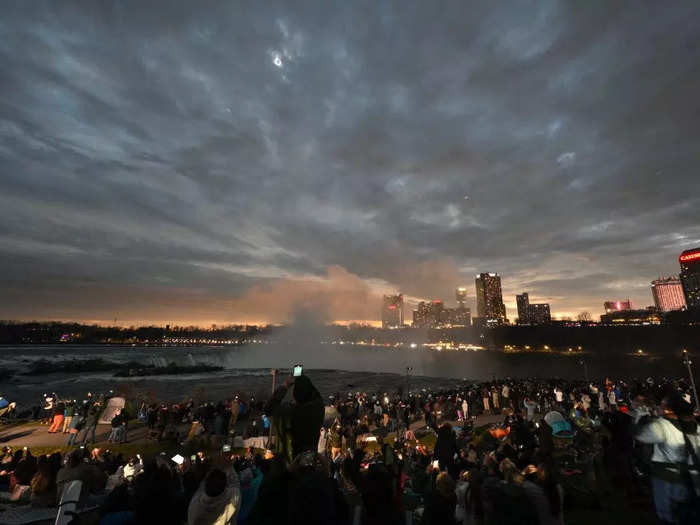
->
<box><xmin>577</xmin><ymin>311</ymin><xmax>592</xmax><ymax>322</ymax></box>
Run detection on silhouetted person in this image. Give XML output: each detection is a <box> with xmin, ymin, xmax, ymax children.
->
<box><xmin>265</xmin><ymin>374</ymin><xmax>324</xmax><ymax>463</ymax></box>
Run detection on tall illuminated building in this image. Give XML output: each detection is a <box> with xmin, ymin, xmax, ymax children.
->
<box><xmin>528</xmin><ymin>303</ymin><xmax>551</xmax><ymax>325</ymax></box>
<box><xmin>381</xmin><ymin>294</ymin><xmax>403</xmax><ymax>328</ymax></box>
<box><xmin>651</xmin><ymin>277</ymin><xmax>686</xmax><ymax>312</ymax></box>
<box><xmin>456</xmin><ymin>287</ymin><xmax>468</xmax><ymax>307</ymax></box>
<box><xmin>448</xmin><ymin>306</ymin><xmax>471</xmax><ymax>327</ymax></box>
<box><xmin>475</xmin><ymin>273</ymin><xmax>506</xmax><ymax>325</ymax></box>
<box><xmin>516</xmin><ymin>292</ymin><xmax>550</xmax><ymax>325</ymax></box>
<box><xmin>516</xmin><ymin>293</ymin><xmax>530</xmax><ymax>324</ymax></box>
<box><xmin>413</xmin><ymin>299</ymin><xmax>470</xmax><ymax>327</ymax></box>
<box><xmin>680</xmin><ymin>248</ymin><xmax>700</xmax><ymax>310</ymax></box>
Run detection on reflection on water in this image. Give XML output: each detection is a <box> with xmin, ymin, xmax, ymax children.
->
<box><xmin>0</xmin><ymin>344</ymin><xmax>690</xmax><ymax>406</ymax></box>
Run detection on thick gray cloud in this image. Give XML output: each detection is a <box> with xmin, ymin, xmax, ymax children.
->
<box><xmin>1</xmin><ymin>1</ymin><xmax>700</xmax><ymax>325</ymax></box>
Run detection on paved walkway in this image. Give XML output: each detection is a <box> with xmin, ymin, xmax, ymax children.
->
<box><xmin>0</xmin><ymin>421</ymin><xmax>150</xmax><ymax>448</ymax></box>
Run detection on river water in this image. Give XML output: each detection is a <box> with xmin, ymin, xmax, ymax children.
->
<box><xmin>0</xmin><ymin>343</ymin><xmax>690</xmax><ymax>407</ymax></box>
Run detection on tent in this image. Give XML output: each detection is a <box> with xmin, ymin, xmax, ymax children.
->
<box><xmin>543</xmin><ymin>410</ymin><xmax>565</xmax><ymax>426</ymax></box>
<box><xmin>98</xmin><ymin>397</ymin><xmax>126</xmax><ymax>425</ymax></box>
<box><xmin>0</xmin><ymin>397</ymin><xmax>14</xmax><ymax>419</ymax></box>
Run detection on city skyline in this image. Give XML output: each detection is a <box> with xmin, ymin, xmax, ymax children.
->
<box><xmin>2</xmin><ymin>3</ymin><xmax>700</xmax><ymax>326</ymax></box>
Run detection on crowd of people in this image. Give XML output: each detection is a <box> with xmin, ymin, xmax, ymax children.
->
<box><xmin>37</xmin><ymin>390</ymin><xmax>273</xmax><ymax>448</ymax></box>
<box><xmin>1</xmin><ymin>373</ymin><xmax>699</xmax><ymax>524</ymax></box>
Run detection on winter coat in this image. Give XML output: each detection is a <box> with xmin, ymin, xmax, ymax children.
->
<box><xmin>187</xmin><ymin>468</ymin><xmax>241</xmax><ymax>525</ymax></box>
<box><xmin>266</xmin><ymin>384</ymin><xmax>324</xmax><ymax>463</ymax></box>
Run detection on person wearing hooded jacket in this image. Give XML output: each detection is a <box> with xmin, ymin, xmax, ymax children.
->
<box><xmin>634</xmin><ymin>394</ymin><xmax>700</xmax><ymax>525</ymax></box>
<box><xmin>188</xmin><ymin>466</ymin><xmax>241</xmax><ymax>525</ymax></box>
<box><xmin>264</xmin><ymin>374</ymin><xmax>324</xmax><ymax>463</ymax></box>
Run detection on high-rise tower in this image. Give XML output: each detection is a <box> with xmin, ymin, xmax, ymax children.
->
<box><xmin>680</xmin><ymin>248</ymin><xmax>700</xmax><ymax>310</ymax></box>
<box><xmin>475</xmin><ymin>273</ymin><xmax>506</xmax><ymax>325</ymax></box>
<box><xmin>381</xmin><ymin>294</ymin><xmax>404</xmax><ymax>328</ymax></box>
<box><xmin>651</xmin><ymin>276</ymin><xmax>686</xmax><ymax>312</ymax></box>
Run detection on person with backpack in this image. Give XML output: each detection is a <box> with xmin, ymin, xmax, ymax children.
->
<box><xmin>635</xmin><ymin>394</ymin><xmax>700</xmax><ymax>524</ymax></box>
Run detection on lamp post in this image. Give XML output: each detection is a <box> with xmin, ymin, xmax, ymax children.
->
<box><xmin>682</xmin><ymin>350</ymin><xmax>699</xmax><ymax>413</ymax></box>
<box><xmin>405</xmin><ymin>366</ymin><xmax>413</xmax><ymax>401</ymax></box>
<box><xmin>268</xmin><ymin>368</ymin><xmax>278</xmax><ymax>449</ymax></box>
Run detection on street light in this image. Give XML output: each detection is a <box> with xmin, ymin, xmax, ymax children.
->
<box><xmin>682</xmin><ymin>350</ymin><xmax>699</xmax><ymax>413</ymax></box>
<box><xmin>405</xmin><ymin>366</ymin><xmax>413</xmax><ymax>401</ymax></box>
<box><xmin>270</xmin><ymin>368</ymin><xmax>277</xmax><ymax>394</ymax></box>
<box><xmin>269</xmin><ymin>368</ymin><xmax>278</xmax><ymax>446</ymax></box>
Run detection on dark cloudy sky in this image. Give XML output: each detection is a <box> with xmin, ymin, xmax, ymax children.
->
<box><xmin>2</xmin><ymin>1</ymin><xmax>700</xmax><ymax>326</ymax></box>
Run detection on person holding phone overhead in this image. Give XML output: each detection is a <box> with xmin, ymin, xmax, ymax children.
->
<box><xmin>264</xmin><ymin>367</ymin><xmax>324</xmax><ymax>463</ymax></box>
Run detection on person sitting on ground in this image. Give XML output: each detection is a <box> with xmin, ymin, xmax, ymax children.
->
<box><xmin>130</xmin><ymin>456</ymin><xmax>182</xmax><ymax>523</ymax></box>
<box><xmin>12</xmin><ymin>449</ymin><xmax>37</xmax><ymax>488</ymax></box>
<box><xmin>187</xmin><ymin>466</ymin><xmax>241</xmax><ymax>525</ymax></box>
<box><xmin>521</xmin><ymin>463</ymin><xmax>564</xmax><ymax>525</ymax></box>
<box><xmin>265</xmin><ymin>374</ymin><xmax>324</xmax><ymax>463</ymax></box>
<box><xmin>56</xmin><ymin>449</ymin><xmax>106</xmax><ymax>506</ymax></box>
<box><xmin>30</xmin><ymin>455</ymin><xmax>58</xmax><ymax>507</ymax></box>
<box><xmin>422</xmin><ymin>471</ymin><xmax>457</xmax><ymax>525</ymax></box>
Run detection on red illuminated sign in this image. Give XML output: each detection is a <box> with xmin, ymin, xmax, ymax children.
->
<box><xmin>680</xmin><ymin>250</ymin><xmax>700</xmax><ymax>263</ymax></box>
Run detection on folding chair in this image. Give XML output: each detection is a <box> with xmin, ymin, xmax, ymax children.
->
<box><xmin>55</xmin><ymin>480</ymin><xmax>82</xmax><ymax>525</ymax></box>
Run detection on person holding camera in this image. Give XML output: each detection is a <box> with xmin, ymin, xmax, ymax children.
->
<box><xmin>264</xmin><ymin>372</ymin><xmax>324</xmax><ymax>463</ymax></box>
